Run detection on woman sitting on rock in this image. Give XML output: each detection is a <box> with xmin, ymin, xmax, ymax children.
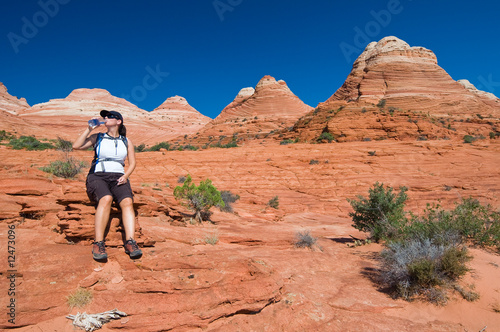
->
<box><xmin>73</xmin><ymin>110</ymin><xmax>142</xmax><ymax>260</ymax></box>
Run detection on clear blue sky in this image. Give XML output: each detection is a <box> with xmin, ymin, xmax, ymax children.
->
<box><xmin>1</xmin><ymin>0</ymin><xmax>499</xmax><ymax>118</ymax></box>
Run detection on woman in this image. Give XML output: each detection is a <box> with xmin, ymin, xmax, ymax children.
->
<box><xmin>73</xmin><ymin>110</ymin><xmax>142</xmax><ymax>260</ymax></box>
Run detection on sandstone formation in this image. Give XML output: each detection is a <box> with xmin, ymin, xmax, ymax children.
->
<box><xmin>291</xmin><ymin>36</ymin><xmax>500</xmax><ymax>142</ymax></box>
<box><xmin>184</xmin><ymin>76</ymin><xmax>313</xmax><ymax>146</ymax></box>
<box><xmin>2</xmin><ymin>88</ymin><xmax>206</xmax><ymax>145</ymax></box>
<box><xmin>1</xmin><ymin>139</ymin><xmax>499</xmax><ymax>331</ymax></box>
<box><xmin>0</xmin><ymin>82</ymin><xmax>30</xmax><ymax>115</ymax></box>
<box><xmin>150</xmin><ymin>96</ymin><xmax>211</xmax><ymax>137</ymax></box>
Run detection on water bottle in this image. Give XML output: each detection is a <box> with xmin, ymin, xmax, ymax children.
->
<box><xmin>88</xmin><ymin>119</ymin><xmax>105</xmax><ymax>128</ymax></box>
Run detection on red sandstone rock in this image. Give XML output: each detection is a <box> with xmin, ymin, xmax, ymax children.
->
<box><xmin>292</xmin><ymin>36</ymin><xmax>500</xmax><ymax>142</ymax></box>
<box><xmin>0</xmin><ymin>82</ymin><xmax>30</xmax><ymax>115</ymax></box>
<box><xmin>1</xmin><ymin>140</ymin><xmax>500</xmax><ymax>331</ymax></box>
<box><xmin>187</xmin><ymin>75</ymin><xmax>313</xmax><ymax>145</ymax></box>
<box><xmin>150</xmin><ymin>95</ymin><xmax>211</xmax><ymax>138</ymax></box>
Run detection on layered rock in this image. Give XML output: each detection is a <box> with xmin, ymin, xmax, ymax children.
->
<box><xmin>0</xmin><ymin>82</ymin><xmax>30</xmax><ymax>115</ymax></box>
<box><xmin>150</xmin><ymin>96</ymin><xmax>211</xmax><ymax>137</ymax></box>
<box><xmin>185</xmin><ymin>76</ymin><xmax>313</xmax><ymax>146</ymax></box>
<box><xmin>2</xmin><ymin>141</ymin><xmax>500</xmax><ymax>331</ymax></box>
<box><xmin>292</xmin><ymin>36</ymin><xmax>500</xmax><ymax>142</ymax></box>
<box><xmin>14</xmin><ymin>89</ymin><xmax>206</xmax><ymax>144</ymax></box>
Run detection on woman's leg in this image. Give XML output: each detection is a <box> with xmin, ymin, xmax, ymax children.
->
<box><xmin>94</xmin><ymin>195</ymin><xmax>113</xmax><ymax>241</ymax></box>
<box><xmin>119</xmin><ymin>197</ymin><xmax>136</xmax><ymax>240</ymax></box>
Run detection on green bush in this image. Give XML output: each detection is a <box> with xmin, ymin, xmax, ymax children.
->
<box><xmin>173</xmin><ymin>175</ymin><xmax>224</xmax><ymax>222</ymax></box>
<box><xmin>280</xmin><ymin>139</ymin><xmax>294</xmax><ymax>145</ymax></box>
<box><xmin>0</xmin><ymin>130</ymin><xmax>15</xmax><ymax>142</ymax></box>
<box><xmin>135</xmin><ymin>143</ymin><xmax>146</xmax><ymax>152</ymax></box>
<box><xmin>377</xmin><ymin>99</ymin><xmax>386</xmax><ymax>109</ymax></box>
<box><xmin>267</xmin><ymin>196</ymin><xmax>279</xmax><ymax>209</ymax></box>
<box><xmin>148</xmin><ymin>141</ymin><xmax>171</xmax><ymax>151</ymax></box>
<box><xmin>9</xmin><ymin>136</ymin><xmax>55</xmax><ymax>150</ymax></box>
<box><xmin>55</xmin><ymin>137</ymin><xmax>73</xmax><ymax>152</ymax></box>
<box><xmin>317</xmin><ymin>132</ymin><xmax>334</xmax><ymax>143</ymax></box>
<box><xmin>40</xmin><ymin>157</ymin><xmax>87</xmax><ymax>179</ymax></box>
<box><xmin>348</xmin><ymin>182</ymin><xmax>408</xmax><ymax>242</ymax></box>
<box><xmin>463</xmin><ymin>135</ymin><xmax>476</xmax><ymax>144</ymax></box>
<box><xmin>212</xmin><ymin>140</ymin><xmax>238</xmax><ymax>148</ymax></box>
<box><xmin>406</xmin><ymin>199</ymin><xmax>500</xmax><ymax>250</ymax></box>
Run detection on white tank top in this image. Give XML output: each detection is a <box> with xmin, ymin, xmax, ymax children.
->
<box><xmin>94</xmin><ymin>134</ymin><xmax>128</xmax><ymax>173</ymax></box>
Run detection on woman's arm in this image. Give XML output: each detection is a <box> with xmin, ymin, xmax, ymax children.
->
<box><xmin>117</xmin><ymin>138</ymin><xmax>136</xmax><ymax>185</ymax></box>
<box><xmin>73</xmin><ymin>126</ymin><xmax>97</xmax><ymax>150</ymax></box>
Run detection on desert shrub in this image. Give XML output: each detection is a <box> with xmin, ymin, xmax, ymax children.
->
<box><xmin>183</xmin><ymin>144</ymin><xmax>199</xmax><ymax>151</ymax></box>
<box><xmin>9</xmin><ymin>136</ymin><xmax>55</xmax><ymax>150</ymax></box>
<box><xmin>380</xmin><ymin>238</ymin><xmax>471</xmax><ymax>304</ymax></box>
<box><xmin>219</xmin><ymin>190</ymin><xmax>240</xmax><ymax>213</ymax></box>
<box><xmin>173</xmin><ymin>175</ymin><xmax>224</xmax><ymax>222</ymax></box>
<box><xmin>294</xmin><ymin>230</ymin><xmax>317</xmax><ymax>248</ymax></box>
<box><xmin>280</xmin><ymin>139</ymin><xmax>294</xmax><ymax>145</ymax></box>
<box><xmin>463</xmin><ymin>135</ymin><xmax>476</xmax><ymax>144</ymax></box>
<box><xmin>451</xmin><ymin>198</ymin><xmax>500</xmax><ymax>249</ymax></box>
<box><xmin>267</xmin><ymin>196</ymin><xmax>279</xmax><ymax>209</ymax></box>
<box><xmin>40</xmin><ymin>157</ymin><xmax>87</xmax><ymax>178</ymax></box>
<box><xmin>178</xmin><ymin>175</ymin><xmax>187</xmax><ymax>183</ymax></box>
<box><xmin>0</xmin><ymin>130</ymin><xmax>15</xmax><ymax>141</ymax></box>
<box><xmin>135</xmin><ymin>143</ymin><xmax>146</xmax><ymax>152</ymax></box>
<box><xmin>148</xmin><ymin>141</ymin><xmax>171</xmax><ymax>151</ymax></box>
<box><xmin>67</xmin><ymin>288</ymin><xmax>93</xmax><ymax>309</ymax></box>
<box><xmin>55</xmin><ymin>137</ymin><xmax>73</xmax><ymax>152</ymax></box>
<box><xmin>406</xmin><ymin>199</ymin><xmax>500</xmax><ymax>250</ymax></box>
<box><xmin>368</xmin><ymin>151</ymin><xmax>376</xmax><ymax>156</ymax></box>
<box><xmin>377</xmin><ymin>99</ymin><xmax>386</xmax><ymax>109</ymax></box>
<box><xmin>317</xmin><ymin>132</ymin><xmax>334</xmax><ymax>143</ymax></box>
<box><xmin>204</xmin><ymin>230</ymin><xmax>219</xmax><ymax>245</ymax></box>
<box><xmin>309</xmin><ymin>159</ymin><xmax>319</xmax><ymax>165</ymax></box>
<box><xmin>348</xmin><ymin>182</ymin><xmax>408</xmax><ymax>242</ymax></box>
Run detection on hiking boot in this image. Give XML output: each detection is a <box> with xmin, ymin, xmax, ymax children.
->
<box><xmin>124</xmin><ymin>239</ymin><xmax>142</xmax><ymax>258</ymax></box>
<box><xmin>92</xmin><ymin>240</ymin><xmax>107</xmax><ymax>260</ymax></box>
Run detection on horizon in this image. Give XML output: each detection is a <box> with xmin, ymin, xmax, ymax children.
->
<box><xmin>1</xmin><ymin>0</ymin><xmax>499</xmax><ymax>119</ymax></box>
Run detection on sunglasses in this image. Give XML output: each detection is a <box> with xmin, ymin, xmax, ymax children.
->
<box><xmin>105</xmin><ymin>114</ymin><xmax>120</xmax><ymax>120</ymax></box>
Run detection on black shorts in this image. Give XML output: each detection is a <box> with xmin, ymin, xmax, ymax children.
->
<box><xmin>86</xmin><ymin>172</ymin><xmax>133</xmax><ymax>206</ymax></box>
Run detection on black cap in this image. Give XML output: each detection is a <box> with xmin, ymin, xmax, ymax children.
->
<box><xmin>100</xmin><ymin>110</ymin><xmax>123</xmax><ymax>122</ymax></box>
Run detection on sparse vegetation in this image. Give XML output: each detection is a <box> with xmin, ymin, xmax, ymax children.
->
<box><xmin>349</xmin><ymin>183</ymin><xmax>500</xmax><ymax>305</ymax></box>
<box><xmin>309</xmin><ymin>159</ymin><xmax>320</xmax><ymax>165</ymax></box>
<box><xmin>463</xmin><ymin>135</ymin><xmax>477</xmax><ymax>144</ymax></box>
<box><xmin>267</xmin><ymin>196</ymin><xmax>279</xmax><ymax>209</ymax></box>
<box><xmin>0</xmin><ymin>130</ymin><xmax>15</xmax><ymax>142</ymax></box>
<box><xmin>9</xmin><ymin>136</ymin><xmax>55</xmax><ymax>150</ymax></box>
<box><xmin>380</xmin><ymin>239</ymin><xmax>472</xmax><ymax>304</ymax></box>
<box><xmin>173</xmin><ymin>175</ymin><xmax>224</xmax><ymax>222</ymax></box>
<box><xmin>219</xmin><ymin>190</ymin><xmax>240</xmax><ymax>213</ymax></box>
<box><xmin>54</xmin><ymin>137</ymin><xmax>73</xmax><ymax>152</ymax></box>
<box><xmin>148</xmin><ymin>141</ymin><xmax>171</xmax><ymax>151</ymax></box>
<box><xmin>204</xmin><ymin>230</ymin><xmax>219</xmax><ymax>245</ymax></box>
<box><xmin>317</xmin><ymin>132</ymin><xmax>334</xmax><ymax>143</ymax></box>
<box><xmin>40</xmin><ymin>158</ymin><xmax>87</xmax><ymax>179</ymax></box>
<box><xmin>280</xmin><ymin>139</ymin><xmax>294</xmax><ymax>145</ymax></box>
<box><xmin>66</xmin><ymin>288</ymin><xmax>93</xmax><ymax>309</ymax></box>
<box><xmin>135</xmin><ymin>143</ymin><xmax>146</xmax><ymax>152</ymax></box>
<box><xmin>348</xmin><ymin>182</ymin><xmax>408</xmax><ymax>242</ymax></box>
<box><xmin>377</xmin><ymin>99</ymin><xmax>386</xmax><ymax>109</ymax></box>
<box><xmin>294</xmin><ymin>230</ymin><xmax>317</xmax><ymax>249</ymax></box>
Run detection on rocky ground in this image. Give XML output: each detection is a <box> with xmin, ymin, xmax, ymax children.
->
<box><xmin>1</xmin><ymin>139</ymin><xmax>499</xmax><ymax>331</ymax></box>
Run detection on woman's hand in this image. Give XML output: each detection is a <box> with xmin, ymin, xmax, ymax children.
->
<box><xmin>117</xmin><ymin>175</ymin><xmax>128</xmax><ymax>186</ymax></box>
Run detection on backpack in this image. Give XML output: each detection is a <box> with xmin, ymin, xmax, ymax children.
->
<box><xmin>89</xmin><ymin>133</ymin><xmax>128</xmax><ymax>173</ymax></box>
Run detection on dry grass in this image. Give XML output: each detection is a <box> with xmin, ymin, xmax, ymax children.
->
<box><xmin>67</xmin><ymin>288</ymin><xmax>93</xmax><ymax>309</ymax></box>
